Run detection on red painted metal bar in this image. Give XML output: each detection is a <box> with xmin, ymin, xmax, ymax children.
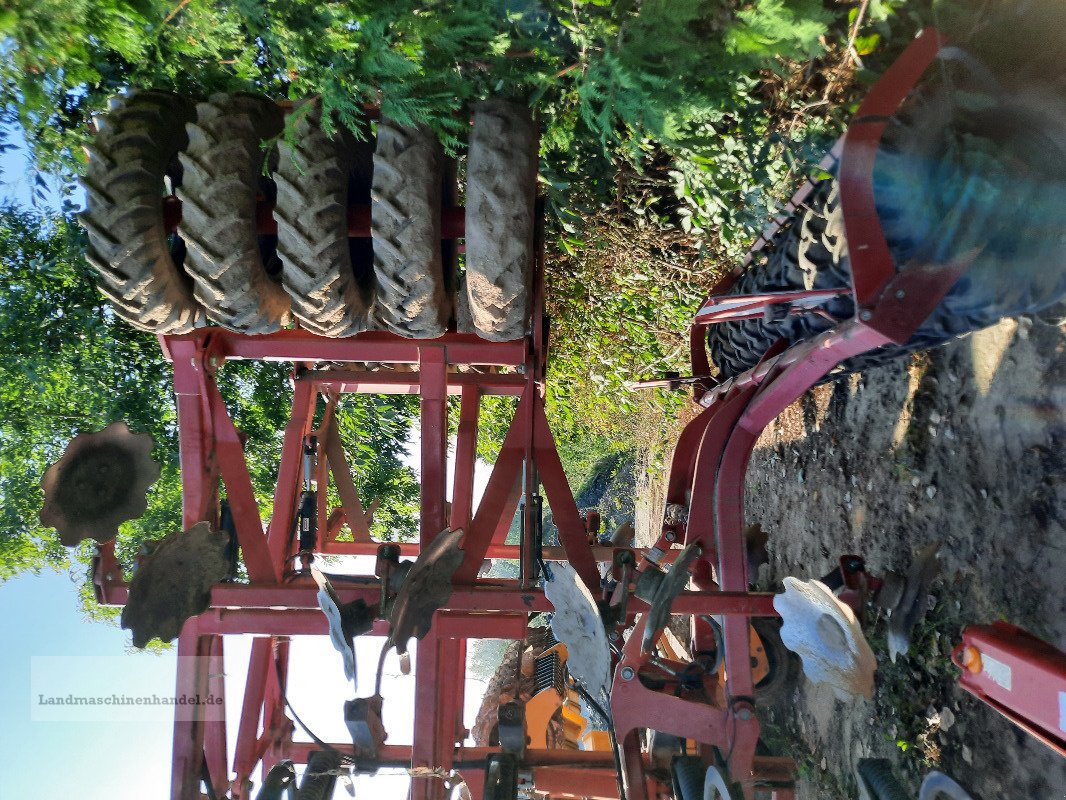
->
<box><xmin>454</xmin><ymin>391</ymin><xmax>529</xmax><ymax>582</ymax></box>
<box><xmin>283</xmin><ymin>743</ymin><xmax>632</xmax><ymax>767</ymax></box>
<box><xmin>320</xmin><ymin>540</ymin><xmax>646</xmax><ymax>562</ymax></box>
<box><xmin>532</xmin><ymin>766</ymin><xmax>659</xmax><ymax>800</ymax></box>
<box><xmin>203</xmin><ymin>374</ymin><xmax>278</xmax><ymax>582</ymax></box>
<box><xmin>694</xmin><ymin>288</ymin><xmax>850</xmax><ymax>325</ymax></box>
<box><xmin>193</xmin><ymin>610</ymin><xmax>528</xmax><ymax>643</ymax></box>
<box><xmin>265</xmin><ymin>380</ymin><xmax>317</xmax><ymax>576</ymax></box>
<box><xmin>532</xmin><ymin>397</ymin><xmax>601</xmax><ymax>592</ymax></box>
<box><xmin>412</xmin><ymin>347</ymin><xmax>457</xmax><ymax>800</ymax></box>
<box><xmin>520</xmin><ymin>361</ymin><xmax>538</xmax><ymax>588</ymax></box>
<box><xmin>261</xmin><ymin>637</ymin><xmax>292</xmax><ymax>777</ymax></box>
<box><xmin>954</xmin><ymin>622</ymin><xmax>1066</xmax><ymax>756</ymax></box>
<box><xmin>840</xmin><ymin>27</ymin><xmax>943</xmax><ymax>313</ymax></box>
<box><xmin>161</xmin><ymin>329</ymin><xmax>527</xmax><ymax>366</ymax></box>
<box><xmin>97</xmin><ymin>577</ymin><xmax>778</xmax><ymax>617</ymax></box>
<box><xmin>232</xmin><ymin>638</ymin><xmax>272</xmax><ymax>799</ymax></box>
<box><xmin>310</xmin><ymin>369</ymin><xmax>525</xmax><ymax>396</ymax></box>
<box><xmin>204</xmin><ymin>635</ymin><xmax>228</xmax><ymax>799</ymax></box>
<box><xmin>171</xmin><ymin>621</ymin><xmax>210</xmax><ymax>800</ymax></box>
<box><xmin>170</xmin><ymin>338</ymin><xmax>217</xmax><ymax>528</ymax></box>
<box><xmin>169</xmin><ymin>337</ymin><xmax>220</xmax><ymax>800</ymax></box>
<box><xmin>451</xmin><ymin>385</ymin><xmax>481</xmax><ymax>531</ymax></box>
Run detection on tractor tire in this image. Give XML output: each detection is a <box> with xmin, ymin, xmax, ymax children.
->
<box><xmin>371</xmin><ymin>119</ymin><xmax>450</xmax><ymax>338</ymax></box>
<box><xmin>856</xmin><ymin>759</ymin><xmax>909</xmax><ymax>800</ymax></box>
<box><xmin>918</xmin><ymin>771</ymin><xmax>974</xmax><ymax>800</ymax></box>
<box><xmin>275</xmin><ymin>103</ymin><xmax>374</xmax><ymax>336</ymax></box>
<box><xmin>671</xmin><ymin>756</ymin><xmax>706</xmax><ymax>800</ymax></box>
<box><xmin>464</xmin><ymin>99</ymin><xmax>538</xmax><ymax>341</ymax></box>
<box><xmin>79</xmin><ymin>90</ymin><xmax>205</xmax><ymax>333</ymax></box>
<box><xmin>178</xmin><ymin>92</ymin><xmax>292</xmax><ymax>333</ymax></box>
<box><xmin>707</xmin><ymin>81</ymin><xmax>1066</xmax><ymax>381</ymax></box>
<box><xmin>672</xmin><ymin>758</ymin><xmax>745</xmax><ymax>800</ymax></box>
<box><xmin>752</xmin><ymin>618</ymin><xmax>800</xmax><ymax>704</ymax></box>
<box><xmin>296</xmin><ymin>749</ymin><xmax>341</xmax><ymax>800</ymax></box>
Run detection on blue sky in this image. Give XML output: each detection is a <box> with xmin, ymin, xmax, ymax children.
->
<box><xmin>0</xmin><ymin>570</ymin><xmax>176</xmax><ymax>797</ymax></box>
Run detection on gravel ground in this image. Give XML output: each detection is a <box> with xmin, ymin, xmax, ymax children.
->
<box><xmin>745</xmin><ymin>315</ymin><xmax>1066</xmax><ymax>799</ymax></box>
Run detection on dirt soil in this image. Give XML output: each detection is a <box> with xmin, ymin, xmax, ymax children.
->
<box><xmin>743</xmin><ymin>315</ymin><xmax>1066</xmax><ymax>799</ymax></box>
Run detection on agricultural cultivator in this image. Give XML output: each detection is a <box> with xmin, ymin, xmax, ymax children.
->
<box><xmin>41</xmin><ymin>25</ymin><xmax>1066</xmax><ymax>800</ymax></box>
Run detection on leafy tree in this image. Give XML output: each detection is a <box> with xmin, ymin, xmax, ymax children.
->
<box><xmin>1</xmin><ymin>0</ymin><xmax>839</xmax><ymax>182</ymax></box>
<box><xmin>0</xmin><ymin>206</ymin><xmax>420</xmax><ymax>583</ymax></box>
<box><xmin>0</xmin><ymin>205</ymin><xmax>174</xmax><ymax>578</ymax></box>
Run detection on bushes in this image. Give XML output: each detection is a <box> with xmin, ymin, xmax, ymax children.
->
<box><xmin>3</xmin><ymin>0</ymin><xmax>839</xmax><ymax>184</ymax></box>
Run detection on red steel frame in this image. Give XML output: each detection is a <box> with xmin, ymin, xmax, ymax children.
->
<box><xmin>88</xmin><ymin>27</ymin><xmax>966</xmax><ymax>800</ymax></box>
<box><xmin>953</xmin><ymin>623</ymin><xmax>1066</xmax><ymax>757</ymax></box>
<box><xmin>613</xmin><ymin>27</ymin><xmax>955</xmax><ymax>800</ymax></box>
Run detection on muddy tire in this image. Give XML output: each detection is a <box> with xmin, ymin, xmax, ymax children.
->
<box><xmin>79</xmin><ymin>91</ymin><xmax>204</xmax><ymax>333</ymax></box>
<box><xmin>671</xmin><ymin>756</ymin><xmax>706</xmax><ymax>800</ymax></box>
<box><xmin>707</xmin><ymin>83</ymin><xmax>1066</xmax><ymax>380</ymax></box>
<box><xmin>275</xmin><ymin>104</ymin><xmax>374</xmax><ymax>336</ymax></box>
<box><xmin>296</xmin><ymin>749</ymin><xmax>341</xmax><ymax>800</ymax></box>
<box><xmin>857</xmin><ymin>759</ymin><xmax>909</xmax><ymax>800</ymax></box>
<box><xmin>752</xmin><ymin>618</ymin><xmax>800</xmax><ymax>704</ymax></box>
<box><xmin>464</xmin><ymin>100</ymin><xmax>538</xmax><ymax>341</ymax></box>
<box><xmin>178</xmin><ymin>93</ymin><xmax>291</xmax><ymax>333</ymax></box>
<box><xmin>371</xmin><ymin>119</ymin><xmax>449</xmax><ymax>338</ymax></box>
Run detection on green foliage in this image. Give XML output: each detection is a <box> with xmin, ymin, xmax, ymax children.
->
<box><xmin>334</xmin><ymin>395</ymin><xmax>420</xmax><ymax>542</ymax></box>
<box><xmin>0</xmin><ymin>206</ymin><xmax>175</xmax><ymax>577</ymax></box>
<box><xmin>0</xmin><ymin>206</ymin><xmax>420</xmax><ymax>591</ymax></box>
<box><xmin>725</xmin><ymin>0</ymin><xmax>830</xmax><ymax>61</ymax></box>
<box><xmin>1</xmin><ymin>0</ymin><xmax>840</xmax><ymax>179</ymax></box>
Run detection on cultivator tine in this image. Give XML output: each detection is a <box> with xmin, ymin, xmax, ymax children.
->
<box><xmin>887</xmin><ymin>542</ymin><xmax>941</xmax><ymax>663</ymax></box>
<box><xmin>640</xmin><ymin>542</ymin><xmax>702</xmax><ymax>654</ymax></box>
<box><xmin>311</xmin><ymin>566</ymin><xmax>376</xmax><ymax>683</ymax></box>
<box><xmin>385</xmin><ymin>528</ymin><xmax>464</xmax><ymax>657</ymax></box>
<box><xmin>40</xmin><ymin>421</ymin><xmax>160</xmax><ymax>547</ymax></box>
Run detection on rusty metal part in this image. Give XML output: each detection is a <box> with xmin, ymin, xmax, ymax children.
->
<box><xmin>497</xmin><ymin>701</ymin><xmax>527</xmax><ymax>757</ymax></box>
<box><xmin>312</xmin><ymin>567</ymin><xmax>377</xmax><ymax>682</ymax></box>
<box><xmin>344</xmin><ymin>694</ymin><xmax>386</xmax><ymax>759</ymax></box>
<box><xmin>887</xmin><ymin>542</ymin><xmax>941</xmax><ymax>663</ymax></box>
<box><xmin>641</xmin><ymin>543</ymin><xmax>702</xmax><ymax>653</ymax></box>
<box><xmin>121</xmin><ymin>522</ymin><xmax>228</xmax><ymax>648</ymax></box>
<box><xmin>386</xmin><ymin>528</ymin><xmax>464</xmax><ymax>656</ymax></box>
<box><xmin>40</xmin><ymin>421</ymin><xmax>160</xmax><ymax>546</ymax></box>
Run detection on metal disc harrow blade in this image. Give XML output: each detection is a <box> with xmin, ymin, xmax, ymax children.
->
<box><xmin>40</xmin><ymin>421</ymin><xmax>160</xmax><ymax>547</ymax></box>
<box><xmin>121</xmin><ymin>522</ymin><xmax>229</xmax><ymax>648</ymax></box>
<box><xmin>386</xmin><ymin>528</ymin><xmax>464</xmax><ymax>656</ymax></box>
